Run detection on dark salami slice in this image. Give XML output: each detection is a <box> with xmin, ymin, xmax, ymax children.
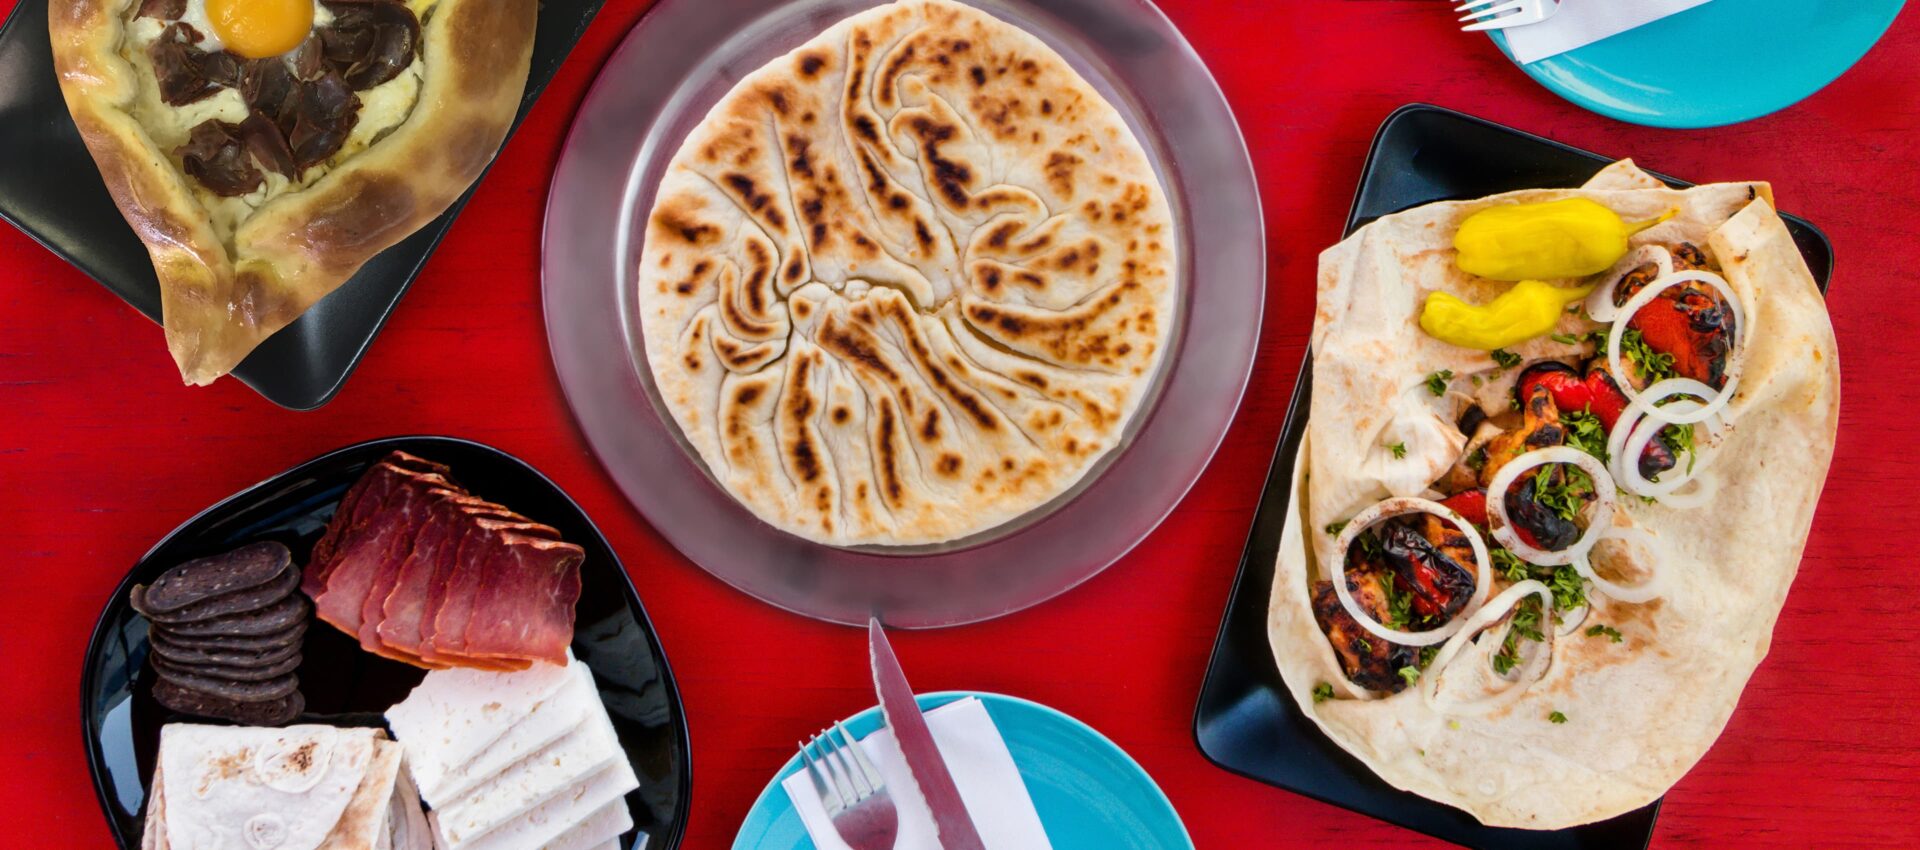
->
<box><xmin>151</xmin><ymin>650</ymin><xmax>303</xmax><ymax>683</ymax></box>
<box><xmin>151</xmin><ymin>666</ymin><xmax>299</xmax><ymax>702</ymax></box>
<box><xmin>162</xmin><ymin>593</ymin><xmax>310</xmax><ymax>638</ymax></box>
<box><xmin>149</xmin><ymin>631</ymin><xmax>302</xmax><ymax>668</ymax></box>
<box><xmin>154</xmin><ymin>619</ymin><xmax>306</xmax><ymax>652</ymax></box>
<box><xmin>138</xmin><ymin>565</ymin><xmax>301</xmax><ymax>624</ymax></box>
<box><xmin>136</xmin><ymin>542</ymin><xmax>291</xmax><ymax>613</ymax></box>
<box><xmin>151</xmin><ymin>678</ymin><xmax>304</xmax><ymax>726</ymax></box>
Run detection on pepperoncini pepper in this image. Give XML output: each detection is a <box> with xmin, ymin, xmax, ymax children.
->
<box><xmin>1419</xmin><ymin>280</ymin><xmax>1593</xmax><ymax>351</ymax></box>
<box><xmin>1453</xmin><ymin>198</ymin><xmax>1673</xmax><ymax>280</ymax></box>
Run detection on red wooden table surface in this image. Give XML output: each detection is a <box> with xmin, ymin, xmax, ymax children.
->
<box><xmin>4</xmin><ymin>1</ymin><xmax>1917</xmax><ymax>847</ymax></box>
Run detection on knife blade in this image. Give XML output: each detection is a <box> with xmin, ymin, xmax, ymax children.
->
<box><xmin>869</xmin><ymin>617</ymin><xmax>987</xmax><ymax>850</ymax></box>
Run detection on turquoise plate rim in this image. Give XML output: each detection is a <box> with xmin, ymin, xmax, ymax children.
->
<box><xmin>1489</xmin><ymin>0</ymin><xmax>1904</xmax><ymax>129</ymax></box>
<box><xmin>732</xmin><ymin>690</ymin><xmax>1193</xmax><ymax>850</ymax></box>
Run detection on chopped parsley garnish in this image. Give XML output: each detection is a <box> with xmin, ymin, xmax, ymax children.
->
<box><xmin>1418</xmin><ymin>644</ymin><xmax>1441</xmax><ymax>668</ymax></box>
<box><xmin>1586</xmin><ymin>624</ymin><xmax>1624</xmax><ymax>643</ymax></box>
<box><xmin>1380</xmin><ymin>575</ymin><xmax>1411</xmax><ymax>629</ymax></box>
<box><xmin>1560</xmin><ymin>409</ymin><xmax>1610</xmax><ymax>463</ymax></box>
<box><xmin>1465</xmin><ymin>446</ymin><xmax>1488</xmax><ymax>471</ymax></box>
<box><xmin>1549</xmin><ymin>332</ymin><xmax>1583</xmax><ymax>345</ymax></box>
<box><xmin>1620</xmin><ymin>328</ymin><xmax>1678</xmax><ymax>384</ymax></box>
<box><xmin>1493</xmin><ymin>596</ymin><xmax>1546</xmax><ymax>676</ymax></box>
<box><xmin>1490</xmin><ymin>348</ymin><xmax>1523</xmax><ymax>368</ymax></box>
<box><xmin>1492</xmin><ymin>547</ymin><xmax>1529</xmax><ymax>583</ymax></box>
<box><xmin>1549</xmin><ymin>711</ymin><xmax>1568</xmax><ymax>724</ymax></box>
<box><xmin>1325</xmin><ymin>519</ymin><xmax>1349</xmax><ymax>536</ymax></box>
<box><xmin>1530</xmin><ymin>464</ymin><xmax>1596</xmax><ymax>524</ymax></box>
<box><xmin>1470</xmin><ymin>374</ymin><xmax>1484</xmax><ymax>388</ymax></box>
<box><xmin>1546</xmin><ymin>564</ymin><xmax>1588</xmax><ymax>613</ymax></box>
<box><xmin>1355</xmin><ymin>636</ymin><xmax>1372</xmax><ymax>653</ymax></box>
<box><xmin>1398</xmin><ymin>666</ymin><xmax>1421</xmax><ymax>686</ymax></box>
<box><xmin>1312</xmin><ymin>682</ymin><xmax>1335</xmax><ymax>703</ymax></box>
<box><xmin>1659</xmin><ymin>422</ymin><xmax>1698</xmax><ymax>474</ymax></box>
<box><xmin>1389</xmin><ymin>441</ymin><xmax>1408</xmax><ymax>459</ymax></box>
<box><xmin>1425</xmin><ymin>370</ymin><xmax>1455</xmax><ymax>397</ymax></box>
<box><xmin>1357</xmin><ymin>530</ymin><xmax>1383</xmax><ymax>559</ymax></box>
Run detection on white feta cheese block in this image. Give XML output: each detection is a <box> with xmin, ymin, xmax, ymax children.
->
<box><xmin>431</xmin><ymin>758</ymin><xmax>638</xmax><ymax>850</ymax></box>
<box><xmin>385</xmin><ymin>657</ymin><xmax>573</xmax><ymax>798</ymax></box>
<box><xmin>428</xmin><ymin>688</ymin><xmax>621</xmax><ymax>844</ymax></box>
<box><xmin>544</xmin><ymin>799</ymin><xmax>633</xmax><ymax>850</ymax></box>
<box><xmin>424</xmin><ymin>660</ymin><xmax>597</xmax><ymax>805</ymax></box>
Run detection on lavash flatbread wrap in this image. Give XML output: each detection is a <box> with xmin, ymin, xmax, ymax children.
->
<box><xmin>1268</xmin><ymin>161</ymin><xmax>1839</xmax><ymax>829</ymax></box>
<box><xmin>636</xmin><ymin>0</ymin><xmax>1176</xmax><ymax>546</ymax></box>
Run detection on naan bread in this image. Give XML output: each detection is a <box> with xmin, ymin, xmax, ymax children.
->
<box><xmin>1268</xmin><ymin>163</ymin><xmax>1840</xmax><ymax>828</ymax></box>
<box><xmin>638</xmin><ymin>0</ymin><xmax>1176</xmax><ymax>545</ymax></box>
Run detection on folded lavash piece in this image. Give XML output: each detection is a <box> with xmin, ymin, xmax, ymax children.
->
<box><xmin>141</xmin><ymin>764</ymin><xmax>170</xmax><ymax>850</ymax></box>
<box><xmin>431</xmin><ymin>757</ymin><xmax>639</xmax><ymax>850</ymax></box>
<box><xmin>427</xmin><ymin>675</ymin><xmax>621</xmax><ymax>845</ymax></box>
<box><xmin>384</xmin><ymin>657</ymin><xmax>573</xmax><ymax>798</ymax></box>
<box><xmin>316</xmin><ymin>739</ymin><xmax>408</xmax><ymax>849</ymax></box>
<box><xmin>386</xmin><ymin>760</ymin><xmax>433</xmax><ymax>850</ymax></box>
<box><xmin>159</xmin><ymin>724</ymin><xmax>381</xmax><ymax>850</ymax></box>
<box><xmin>544</xmin><ymin>799</ymin><xmax>633</xmax><ymax>850</ymax></box>
<box><xmin>420</xmin><ymin>658</ymin><xmax>597</xmax><ymax>805</ymax></box>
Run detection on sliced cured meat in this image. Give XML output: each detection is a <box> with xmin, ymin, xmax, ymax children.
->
<box><xmin>307</xmin><ymin>455</ymin><xmax>457</xmax><ymax>595</ymax></box>
<box><xmin>151</xmin><ymin>666</ymin><xmax>299</xmax><ymax>702</ymax></box>
<box><xmin>152</xmin><ymin>649</ymin><xmax>304</xmax><ymax>683</ymax></box>
<box><xmin>149</xmin><ymin>630</ymin><xmax>302</xmax><ymax>668</ymax></box>
<box><xmin>369</xmin><ymin>491</ymin><xmax>473</xmax><ymax>661</ymax></box>
<box><xmin>136</xmin><ymin>564</ymin><xmax>300</xmax><ymax>624</ymax></box>
<box><xmin>155</xmin><ymin>619</ymin><xmax>306</xmax><ymax>652</ymax></box>
<box><xmin>163</xmin><ymin>593</ymin><xmax>310</xmax><ymax>638</ymax></box>
<box><xmin>137</xmin><ymin>541</ymin><xmax>290</xmax><ymax>614</ymax></box>
<box><xmin>458</xmin><ymin>536</ymin><xmax>585</xmax><ymax>667</ymax></box>
<box><xmin>311</xmin><ymin>475</ymin><xmax>441</xmax><ymax>635</ymax></box>
<box><xmin>420</xmin><ymin>519</ymin><xmax>554</xmax><ymax>670</ymax></box>
<box><xmin>151</xmin><ymin>678</ymin><xmax>304</xmax><ymax>725</ymax></box>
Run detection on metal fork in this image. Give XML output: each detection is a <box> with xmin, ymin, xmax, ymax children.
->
<box><xmin>1456</xmin><ymin>0</ymin><xmax>1560</xmax><ymax>32</ymax></box>
<box><xmin>799</xmin><ymin>722</ymin><xmax>899</xmax><ymax>850</ymax></box>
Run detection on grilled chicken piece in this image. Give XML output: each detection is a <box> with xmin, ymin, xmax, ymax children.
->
<box><xmin>1383</xmin><ymin>520</ymin><xmax>1477</xmax><ymax>622</ymax></box>
<box><xmin>1479</xmin><ymin>382</ymin><xmax>1565</xmax><ymax>487</ymax></box>
<box><xmin>1521</xmin><ymin>360</ymin><xmax>1677</xmax><ymax>480</ymax></box>
<box><xmin>1311</xmin><ymin>569</ymin><xmax>1414</xmax><ymax>693</ymax></box>
<box><xmin>1437</xmin><ymin>421</ymin><xmax>1502</xmax><ymax>495</ymax></box>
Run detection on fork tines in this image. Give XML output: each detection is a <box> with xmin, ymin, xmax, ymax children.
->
<box><xmin>1456</xmin><ymin>0</ymin><xmax>1549</xmax><ymax>31</ymax></box>
<box><xmin>800</xmin><ymin>721</ymin><xmax>886</xmax><ymax>813</ymax></box>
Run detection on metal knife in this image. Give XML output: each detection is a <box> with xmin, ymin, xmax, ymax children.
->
<box><xmin>868</xmin><ymin>616</ymin><xmax>988</xmax><ymax>850</ymax></box>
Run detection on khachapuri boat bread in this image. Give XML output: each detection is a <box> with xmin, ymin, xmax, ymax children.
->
<box><xmin>49</xmin><ymin>0</ymin><xmax>536</xmax><ymax>385</ymax></box>
<box><xmin>1268</xmin><ymin>161</ymin><xmax>1839</xmax><ymax>829</ymax></box>
<box><xmin>637</xmin><ymin>0</ymin><xmax>1177</xmax><ymax>546</ymax></box>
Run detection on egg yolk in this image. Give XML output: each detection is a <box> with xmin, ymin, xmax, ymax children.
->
<box><xmin>207</xmin><ymin>0</ymin><xmax>315</xmax><ymax>60</ymax></box>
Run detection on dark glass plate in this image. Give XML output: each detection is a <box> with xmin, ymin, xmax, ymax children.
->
<box><xmin>80</xmin><ymin>436</ymin><xmax>690</xmax><ymax>850</ymax></box>
<box><xmin>1190</xmin><ymin>104</ymin><xmax>1835</xmax><ymax>850</ymax></box>
<box><xmin>0</xmin><ymin>0</ymin><xmax>604</xmax><ymax>409</ymax></box>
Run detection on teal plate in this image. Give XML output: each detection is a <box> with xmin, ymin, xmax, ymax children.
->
<box><xmin>1490</xmin><ymin>0</ymin><xmax>1903</xmax><ymax>128</ymax></box>
<box><xmin>734</xmin><ymin>692</ymin><xmax>1192</xmax><ymax>850</ymax></box>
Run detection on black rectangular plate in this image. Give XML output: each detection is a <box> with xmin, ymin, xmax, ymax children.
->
<box><xmin>1190</xmin><ymin>103</ymin><xmax>1834</xmax><ymax>850</ymax></box>
<box><xmin>0</xmin><ymin>0</ymin><xmax>605</xmax><ymax>409</ymax></box>
<box><xmin>80</xmin><ymin>436</ymin><xmax>690</xmax><ymax>849</ymax></box>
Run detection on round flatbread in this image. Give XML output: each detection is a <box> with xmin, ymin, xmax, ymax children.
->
<box><xmin>1268</xmin><ymin>162</ymin><xmax>1840</xmax><ymax>829</ymax></box>
<box><xmin>637</xmin><ymin>0</ymin><xmax>1176</xmax><ymax>546</ymax></box>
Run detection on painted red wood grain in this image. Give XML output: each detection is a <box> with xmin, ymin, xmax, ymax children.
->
<box><xmin>2</xmin><ymin>1</ymin><xmax>1916</xmax><ymax>848</ymax></box>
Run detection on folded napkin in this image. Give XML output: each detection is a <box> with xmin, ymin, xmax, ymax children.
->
<box><xmin>783</xmin><ymin>697</ymin><xmax>1052</xmax><ymax>850</ymax></box>
<box><xmin>1503</xmin><ymin>0</ymin><xmax>1715</xmax><ymax>64</ymax></box>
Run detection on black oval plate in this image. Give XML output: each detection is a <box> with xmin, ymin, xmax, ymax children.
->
<box><xmin>1191</xmin><ymin>104</ymin><xmax>1835</xmax><ymax>850</ymax></box>
<box><xmin>81</xmin><ymin>436</ymin><xmax>689</xmax><ymax>850</ymax></box>
<box><xmin>0</xmin><ymin>0</ymin><xmax>604</xmax><ymax>409</ymax></box>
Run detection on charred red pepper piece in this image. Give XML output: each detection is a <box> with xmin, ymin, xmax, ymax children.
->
<box><xmin>1438</xmin><ymin>489</ymin><xmax>1488</xmax><ymax>528</ymax></box>
<box><xmin>1378</xmin><ymin>522</ymin><xmax>1476</xmax><ymax>622</ymax></box>
<box><xmin>1517</xmin><ymin>361</ymin><xmax>1676</xmax><ymax>480</ymax></box>
<box><xmin>1614</xmin><ymin>242</ymin><xmax>1735</xmax><ymax>389</ymax></box>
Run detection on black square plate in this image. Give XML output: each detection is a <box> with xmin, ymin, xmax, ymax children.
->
<box><xmin>1190</xmin><ymin>103</ymin><xmax>1834</xmax><ymax>849</ymax></box>
<box><xmin>0</xmin><ymin>0</ymin><xmax>604</xmax><ymax>409</ymax></box>
<box><xmin>80</xmin><ymin>436</ymin><xmax>690</xmax><ymax>849</ymax></box>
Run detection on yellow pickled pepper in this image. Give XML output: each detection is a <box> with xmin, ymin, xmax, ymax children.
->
<box><xmin>1453</xmin><ymin>198</ymin><xmax>1672</xmax><ymax>281</ymax></box>
<box><xmin>1420</xmin><ymin>280</ymin><xmax>1593</xmax><ymax>352</ymax></box>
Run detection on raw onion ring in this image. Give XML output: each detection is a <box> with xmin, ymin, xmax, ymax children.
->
<box><xmin>1608</xmin><ymin>389</ymin><xmax>1725</xmax><ymax>507</ymax></box>
<box><xmin>1485</xmin><ymin>446</ymin><xmax>1617</xmax><ymax>566</ymax></box>
<box><xmin>1586</xmin><ymin>244</ymin><xmax>1673</xmax><ymax>324</ymax></box>
<box><xmin>1605</xmin><ymin>270</ymin><xmax>1748</xmax><ymax>426</ymax></box>
<box><xmin>1420</xmin><ymin>580</ymin><xmax>1556</xmax><ymax>716</ymax></box>
<box><xmin>1328</xmin><ymin>497</ymin><xmax>1493</xmax><ymax>648</ymax></box>
<box><xmin>1573</xmin><ymin>525</ymin><xmax>1666</xmax><ymax>603</ymax></box>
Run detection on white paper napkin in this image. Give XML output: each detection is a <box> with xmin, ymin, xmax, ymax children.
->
<box><xmin>1503</xmin><ymin>0</ymin><xmax>1715</xmax><ymax>64</ymax></box>
<box><xmin>782</xmin><ymin>697</ymin><xmax>1052</xmax><ymax>850</ymax></box>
